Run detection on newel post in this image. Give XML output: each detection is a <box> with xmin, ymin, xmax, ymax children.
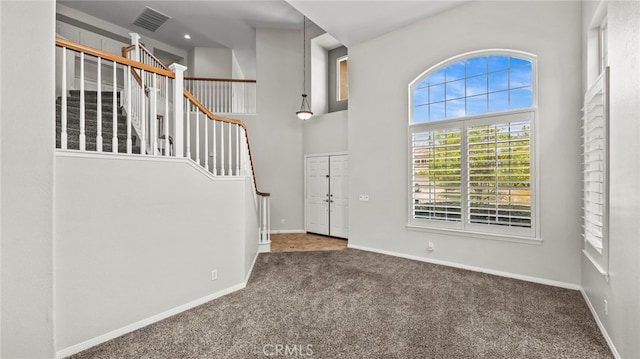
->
<box><xmin>170</xmin><ymin>63</ymin><xmax>187</xmax><ymax>157</ymax></box>
<box><xmin>129</xmin><ymin>33</ymin><xmax>141</xmax><ymax>61</ymax></box>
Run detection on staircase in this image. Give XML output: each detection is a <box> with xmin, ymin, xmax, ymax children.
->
<box><xmin>56</xmin><ymin>90</ymin><xmax>139</xmax><ymax>153</ymax></box>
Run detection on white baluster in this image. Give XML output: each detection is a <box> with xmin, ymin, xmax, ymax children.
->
<box><xmin>79</xmin><ymin>52</ymin><xmax>86</xmax><ymax>151</ymax></box>
<box><xmin>126</xmin><ymin>65</ymin><xmax>132</xmax><ymax>153</ymax></box>
<box><xmin>185</xmin><ymin>98</ymin><xmax>191</xmax><ymax>159</ymax></box>
<box><xmin>151</xmin><ymin>73</ymin><xmax>158</xmax><ymax>156</ymax></box>
<box><xmin>261</xmin><ymin>196</ymin><xmax>268</xmax><ymax>243</ymax></box>
<box><xmin>96</xmin><ymin>57</ymin><xmax>102</xmax><ymax>152</ymax></box>
<box><xmin>220</xmin><ymin>121</ymin><xmax>225</xmax><ymax>176</ymax></box>
<box><xmin>226</xmin><ymin>82</ymin><xmax>233</xmax><ymax>112</ymax></box>
<box><xmin>164</xmin><ymin>76</ymin><xmax>169</xmax><ymax>156</ymax></box>
<box><xmin>212</xmin><ymin>119</ymin><xmax>217</xmax><ymax>176</ymax></box>
<box><xmin>139</xmin><ymin>69</ymin><xmax>146</xmax><ymax>155</ymax></box>
<box><xmin>235</xmin><ymin>124</ymin><xmax>240</xmax><ymax>176</ymax></box>
<box><xmin>240</xmin><ymin>127</ymin><xmax>248</xmax><ymax>176</ymax></box>
<box><xmin>112</xmin><ymin>61</ymin><xmax>118</xmax><ymax>153</ymax></box>
<box><xmin>61</xmin><ymin>48</ymin><xmax>68</xmax><ymax>150</ymax></box>
<box><xmin>204</xmin><ymin>110</ymin><xmax>209</xmax><ymax>170</ymax></box>
<box><xmin>228</xmin><ymin>121</ymin><xmax>232</xmax><ymax>175</ymax></box>
<box><xmin>216</xmin><ymin>81</ymin><xmax>221</xmax><ymax>113</ymax></box>
<box><xmin>195</xmin><ymin>107</ymin><xmax>200</xmax><ymax>165</ymax></box>
<box><xmin>266</xmin><ymin>196</ymin><xmax>271</xmax><ymax>242</ymax></box>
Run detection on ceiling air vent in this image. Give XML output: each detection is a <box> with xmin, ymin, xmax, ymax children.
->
<box><xmin>133</xmin><ymin>6</ymin><xmax>171</xmax><ymax>32</ymax></box>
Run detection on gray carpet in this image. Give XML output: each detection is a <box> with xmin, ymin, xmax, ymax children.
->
<box><xmin>71</xmin><ymin>249</ymin><xmax>612</xmax><ymax>358</ymax></box>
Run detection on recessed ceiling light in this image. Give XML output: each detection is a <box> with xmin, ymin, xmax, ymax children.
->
<box><xmin>184</xmin><ymin>34</ymin><xmax>191</xmax><ymax>40</ymax></box>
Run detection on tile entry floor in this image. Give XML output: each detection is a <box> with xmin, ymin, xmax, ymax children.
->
<box><xmin>270</xmin><ymin>233</ymin><xmax>347</xmax><ymax>252</ymax></box>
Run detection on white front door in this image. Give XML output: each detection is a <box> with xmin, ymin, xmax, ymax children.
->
<box><xmin>305</xmin><ymin>156</ymin><xmax>330</xmax><ymax>235</ymax></box>
<box><xmin>305</xmin><ymin>155</ymin><xmax>348</xmax><ymax>238</ymax></box>
<box><xmin>329</xmin><ymin>155</ymin><xmax>348</xmax><ymax>238</ymax></box>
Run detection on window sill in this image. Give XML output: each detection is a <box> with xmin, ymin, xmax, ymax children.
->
<box><xmin>406</xmin><ymin>224</ymin><xmax>542</xmax><ymax>245</ymax></box>
<box><xmin>582</xmin><ymin>249</ymin><xmax>609</xmax><ymax>282</ymax></box>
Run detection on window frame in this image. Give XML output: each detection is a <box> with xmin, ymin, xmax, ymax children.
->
<box><xmin>337</xmin><ymin>55</ymin><xmax>348</xmax><ymax>102</ymax></box>
<box><xmin>407</xmin><ymin>49</ymin><xmax>539</xmax><ymax>240</ymax></box>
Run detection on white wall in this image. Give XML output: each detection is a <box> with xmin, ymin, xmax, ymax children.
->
<box><xmin>240</xmin><ymin>28</ymin><xmax>305</xmax><ymax>232</ymax></box>
<box><xmin>0</xmin><ymin>1</ymin><xmax>55</xmax><ymax>357</ymax></box>
<box><xmin>348</xmin><ymin>1</ymin><xmax>583</xmax><ymax>285</ymax></box>
<box><xmin>188</xmin><ymin>47</ymin><xmax>233</xmax><ymax>78</ymax></box>
<box><xmin>581</xmin><ymin>1</ymin><xmax>640</xmax><ymax>358</ymax></box>
<box><xmin>55</xmin><ymin>155</ymin><xmax>256</xmax><ymax>352</ymax></box>
<box><xmin>303</xmin><ymin>110</ymin><xmax>347</xmax><ymax>156</ymax></box>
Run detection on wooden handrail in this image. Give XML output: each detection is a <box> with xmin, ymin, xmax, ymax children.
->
<box><xmin>183</xmin><ymin>89</ymin><xmax>269</xmax><ymax>197</ymax></box>
<box><xmin>122</xmin><ymin>44</ymin><xmax>135</xmax><ymax>57</ymax></box>
<box><xmin>56</xmin><ymin>38</ymin><xmax>175</xmax><ymax>79</ymax></box>
<box><xmin>185</xmin><ymin>77</ymin><xmax>256</xmax><ymax>84</ymax></box>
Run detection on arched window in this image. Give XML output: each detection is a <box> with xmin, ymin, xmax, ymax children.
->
<box><xmin>408</xmin><ymin>50</ymin><xmax>536</xmax><ymax>238</ymax></box>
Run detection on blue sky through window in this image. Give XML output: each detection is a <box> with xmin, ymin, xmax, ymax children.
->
<box><xmin>413</xmin><ymin>55</ymin><xmax>533</xmax><ymax>123</ymax></box>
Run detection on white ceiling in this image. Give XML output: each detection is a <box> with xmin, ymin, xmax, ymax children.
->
<box><xmin>58</xmin><ymin>0</ymin><xmax>469</xmax><ymax>77</ymax></box>
<box><xmin>286</xmin><ymin>0</ymin><xmax>470</xmax><ymax>47</ymax></box>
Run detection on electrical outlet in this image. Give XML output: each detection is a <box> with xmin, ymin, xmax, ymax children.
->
<box><xmin>211</xmin><ymin>269</ymin><xmax>218</xmax><ymax>281</ymax></box>
<box><xmin>604</xmin><ymin>299</ymin><xmax>608</xmax><ymax>315</ymax></box>
<box><xmin>427</xmin><ymin>242</ymin><xmax>434</xmax><ymax>252</ymax></box>
<box><xmin>281</xmin><ymin>219</ymin><xmax>285</xmax><ymax>225</ymax></box>
<box><xmin>359</xmin><ymin>194</ymin><xmax>370</xmax><ymax>202</ymax></box>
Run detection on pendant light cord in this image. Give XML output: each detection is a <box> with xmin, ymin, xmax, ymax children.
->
<box><xmin>302</xmin><ymin>16</ymin><xmax>307</xmax><ymax>94</ymax></box>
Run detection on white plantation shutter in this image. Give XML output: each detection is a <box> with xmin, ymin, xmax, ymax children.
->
<box><xmin>467</xmin><ymin>119</ymin><xmax>532</xmax><ymax>230</ymax></box>
<box><xmin>582</xmin><ymin>67</ymin><xmax>608</xmax><ymax>274</ymax></box>
<box><xmin>412</xmin><ymin>127</ymin><xmax>462</xmax><ymax>224</ymax></box>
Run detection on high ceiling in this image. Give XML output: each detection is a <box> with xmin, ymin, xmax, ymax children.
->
<box><xmin>58</xmin><ymin>1</ymin><xmax>469</xmax><ymax>78</ymax></box>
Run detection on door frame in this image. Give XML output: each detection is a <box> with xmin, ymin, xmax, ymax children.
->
<box><xmin>304</xmin><ymin>152</ymin><xmax>348</xmax><ymax>235</ymax></box>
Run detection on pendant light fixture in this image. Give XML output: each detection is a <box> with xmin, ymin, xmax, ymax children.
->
<box><xmin>296</xmin><ymin>16</ymin><xmax>313</xmax><ymax>120</ymax></box>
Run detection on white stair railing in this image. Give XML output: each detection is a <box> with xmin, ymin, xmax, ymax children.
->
<box><xmin>183</xmin><ymin>89</ymin><xmax>271</xmax><ymax>244</ymax></box>
<box><xmin>56</xmin><ymin>38</ymin><xmax>177</xmax><ymax>156</ymax></box>
<box><xmin>184</xmin><ymin>78</ymin><xmax>256</xmax><ymax>115</ymax></box>
<box><xmin>56</xmin><ymin>36</ymin><xmax>270</xmax><ymax>246</ymax></box>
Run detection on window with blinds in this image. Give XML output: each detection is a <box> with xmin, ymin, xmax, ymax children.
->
<box><xmin>467</xmin><ymin>119</ymin><xmax>531</xmax><ymax>230</ymax></box>
<box><xmin>412</xmin><ymin>128</ymin><xmax>462</xmax><ymax>223</ymax></box>
<box><xmin>409</xmin><ymin>51</ymin><xmax>536</xmax><ymax>238</ymax></box>
<box><xmin>582</xmin><ymin>67</ymin><xmax>608</xmax><ymax>274</ymax></box>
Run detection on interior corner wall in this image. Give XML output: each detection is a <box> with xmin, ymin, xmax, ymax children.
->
<box><xmin>580</xmin><ymin>1</ymin><xmax>640</xmax><ymax>358</ymax></box>
<box><xmin>1</xmin><ymin>0</ymin><xmax>55</xmax><ymax>357</ymax></box>
<box><xmin>242</xmin><ymin>28</ymin><xmax>304</xmax><ymax>232</ymax></box>
<box><xmin>232</xmin><ymin>51</ymin><xmax>245</xmax><ymax>80</ymax></box>
<box><xmin>348</xmin><ymin>1</ymin><xmax>583</xmax><ymax>284</ymax></box>
<box><xmin>311</xmin><ymin>38</ymin><xmax>329</xmax><ymax>115</ymax></box>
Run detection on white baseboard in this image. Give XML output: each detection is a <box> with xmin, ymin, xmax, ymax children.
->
<box><xmin>347</xmin><ymin>244</ymin><xmax>581</xmax><ymax>290</ymax></box>
<box><xmin>580</xmin><ymin>289</ymin><xmax>621</xmax><ymax>359</ymax></box>
<box><xmin>270</xmin><ymin>229</ymin><xmax>305</xmax><ymax>234</ymax></box>
<box><xmin>56</xmin><ymin>283</ymin><xmax>246</xmax><ymax>359</ymax></box>
<box><xmin>245</xmin><ymin>250</ymin><xmax>260</xmax><ymax>284</ymax></box>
